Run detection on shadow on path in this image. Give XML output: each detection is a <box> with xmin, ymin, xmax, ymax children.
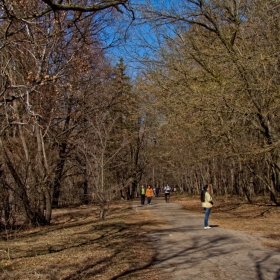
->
<box><xmin>132</xmin><ymin>196</ymin><xmax>280</xmax><ymax>280</ymax></box>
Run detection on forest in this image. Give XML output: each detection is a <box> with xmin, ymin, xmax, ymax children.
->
<box><xmin>0</xmin><ymin>0</ymin><xmax>279</xmax><ymax>228</ymax></box>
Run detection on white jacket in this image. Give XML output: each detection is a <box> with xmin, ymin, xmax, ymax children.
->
<box><xmin>202</xmin><ymin>192</ymin><xmax>213</xmax><ymax>208</ymax></box>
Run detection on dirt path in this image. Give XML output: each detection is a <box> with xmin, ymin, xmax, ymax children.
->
<box><xmin>132</xmin><ymin>196</ymin><xmax>280</xmax><ymax>280</ymax></box>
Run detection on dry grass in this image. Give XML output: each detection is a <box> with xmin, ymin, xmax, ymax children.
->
<box><xmin>173</xmin><ymin>194</ymin><xmax>280</xmax><ymax>250</ymax></box>
<box><xmin>0</xmin><ymin>195</ymin><xmax>279</xmax><ymax>279</ymax></box>
<box><xmin>0</xmin><ymin>202</ymin><xmax>168</xmax><ymax>280</ymax></box>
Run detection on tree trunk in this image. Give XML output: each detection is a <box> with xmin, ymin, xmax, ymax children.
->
<box><xmin>2</xmin><ymin>147</ymin><xmax>34</xmax><ymax>223</ymax></box>
<box><xmin>52</xmin><ymin>148</ymin><xmax>66</xmax><ymax>208</ymax></box>
<box><xmin>83</xmin><ymin>167</ymin><xmax>89</xmax><ymax>204</ymax></box>
<box><xmin>52</xmin><ymin>102</ymin><xmax>72</xmax><ymax>207</ymax></box>
<box><xmin>45</xmin><ymin>188</ymin><xmax>52</xmax><ymax>224</ymax></box>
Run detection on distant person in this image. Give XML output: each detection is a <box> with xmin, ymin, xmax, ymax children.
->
<box><xmin>145</xmin><ymin>185</ymin><xmax>154</xmax><ymax>205</ymax></box>
<box><xmin>140</xmin><ymin>185</ymin><xmax>146</xmax><ymax>205</ymax></box>
<box><xmin>156</xmin><ymin>187</ymin><xmax>160</xmax><ymax>197</ymax></box>
<box><xmin>164</xmin><ymin>183</ymin><xmax>171</xmax><ymax>202</ymax></box>
<box><xmin>153</xmin><ymin>187</ymin><xmax>156</xmax><ymax>196</ymax></box>
<box><xmin>201</xmin><ymin>184</ymin><xmax>213</xmax><ymax>229</ymax></box>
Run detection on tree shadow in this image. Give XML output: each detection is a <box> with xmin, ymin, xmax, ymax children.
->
<box><xmin>119</xmin><ymin>201</ymin><xmax>280</xmax><ymax>280</ymax></box>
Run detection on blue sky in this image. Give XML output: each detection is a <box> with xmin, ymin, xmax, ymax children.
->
<box><xmin>104</xmin><ymin>0</ymin><xmax>192</xmax><ymax>78</ymax></box>
<box><xmin>103</xmin><ymin>0</ymin><xmax>171</xmax><ymax>75</ymax></box>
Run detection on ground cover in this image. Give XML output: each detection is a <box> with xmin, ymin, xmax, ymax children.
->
<box><xmin>0</xmin><ymin>202</ymin><xmax>167</xmax><ymax>280</ymax></box>
<box><xmin>0</xmin><ymin>194</ymin><xmax>279</xmax><ymax>279</ymax></box>
<box><xmin>173</xmin><ymin>194</ymin><xmax>280</xmax><ymax>250</ymax></box>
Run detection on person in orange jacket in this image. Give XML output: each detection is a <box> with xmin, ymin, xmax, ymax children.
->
<box><xmin>145</xmin><ymin>185</ymin><xmax>154</xmax><ymax>205</ymax></box>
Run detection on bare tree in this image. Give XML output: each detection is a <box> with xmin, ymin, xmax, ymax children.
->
<box><xmin>0</xmin><ymin>0</ymin><xmax>134</xmax><ymax>226</ymax></box>
<box><xmin>133</xmin><ymin>0</ymin><xmax>280</xmax><ymax>203</ymax></box>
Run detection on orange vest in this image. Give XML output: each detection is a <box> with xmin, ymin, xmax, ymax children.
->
<box><xmin>145</xmin><ymin>188</ymin><xmax>154</xmax><ymax>197</ymax></box>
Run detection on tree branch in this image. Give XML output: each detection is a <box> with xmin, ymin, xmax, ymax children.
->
<box><xmin>41</xmin><ymin>0</ymin><xmax>128</xmax><ymax>12</ymax></box>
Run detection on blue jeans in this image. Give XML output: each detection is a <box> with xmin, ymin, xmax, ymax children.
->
<box><xmin>204</xmin><ymin>208</ymin><xmax>211</xmax><ymax>227</ymax></box>
<box><xmin>147</xmin><ymin>197</ymin><xmax>152</xmax><ymax>204</ymax></box>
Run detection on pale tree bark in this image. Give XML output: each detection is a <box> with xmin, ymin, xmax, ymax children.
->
<box><xmin>0</xmin><ymin>0</ymin><xmax>135</xmax><ymax>226</ymax></box>
<box><xmin>79</xmin><ymin>111</ymin><xmax>133</xmax><ymax>219</ymax></box>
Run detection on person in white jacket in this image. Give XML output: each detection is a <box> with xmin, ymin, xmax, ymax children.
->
<box><xmin>164</xmin><ymin>183</ymin><xmax>171</xmax><ymax>202</ymax></box>
<box><xmin>201</xmin><ymin>184</ymin><xmax>213</xmax><ymax>229</ymax></box>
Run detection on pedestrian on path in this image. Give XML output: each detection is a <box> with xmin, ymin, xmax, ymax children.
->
<box><xmin>164</xmin><ymin>183</ymin><xmax>171</xmax><ymax>202</ymax></box>
<box><xmin>140</xmin><ymin>185</ymin><xmax>146</xmax><ymax>205</ymax></box>
<box><xmin>156</xmin><ymin>187</ymin><xmax>160</xmax><ymax>196</ymax></box>
<box><xmin>145</xmin><ymin>185</ymin><xmax>154</xmax><ymax>205</ymax></box>
<box><xmin>201</xmin><ymin>184</ymin><xmax>213</xmax><ymax>229</ymax></box>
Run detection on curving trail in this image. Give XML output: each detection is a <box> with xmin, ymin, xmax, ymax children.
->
<box><xmin>133</xmin><ymin>196</ymin><xmax>280</xmax><ymax>280</ymax></box>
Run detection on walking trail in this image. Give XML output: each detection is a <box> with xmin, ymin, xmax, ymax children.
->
<box><xmin>132</xmin><ymin>196</ymin><xmax>280</xmax><ymax>280</ymax></box>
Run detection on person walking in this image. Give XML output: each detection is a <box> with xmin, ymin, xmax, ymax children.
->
<box><xmin>201</xmin><ymin>184</ymin><xmax>213</xmax><ymax>229</ymax></box>
<box><xmin>153</xmin><ymin>187</ymin><xmax>156</xmax><ymax>196</ymax></box>
<box><xmin>156</xmin><ymin>187</ymin><xmax>160</xmax><ymax>197</ymax></box>
<box><xmin>145</xmin><ymin>185</ymin><xmax>154</xmax><ymax>205</ymax></box>
<box><xmin>140</xmin><ymin>185</ymin><xmax>146</xmax><ymax>205</ymax></box>
<box><xmin>164</xmin><ymin>183</ymin><xmax>171</xmax><ymax>202</ymax></box>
